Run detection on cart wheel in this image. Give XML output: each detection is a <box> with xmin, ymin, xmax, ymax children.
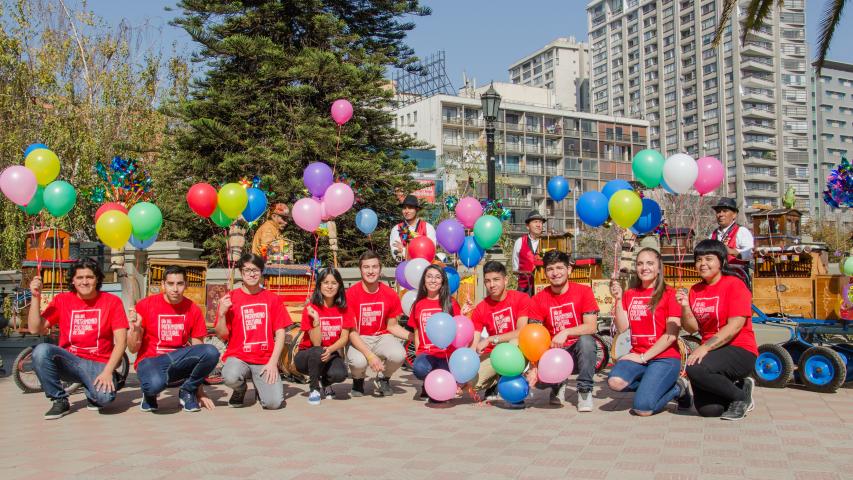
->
<box><xmin>753</xmin><ymin>344</ymin><xmax>794</xmax><ymax>388</ymax></box>
<box><xmin>798</xmin><ymin>346</ymin><xmax>847</xmax><ymax>393</ymax></box>
<box><xmin>592</xmin><ymin>333</ymin><xmax>610</xmax><ymax>373</ymax></box>
<box><xmin>203</xmin><ymin>335</ymin><xmax>227</xmax><ymax>385</ymax></box>
<box><xmin>13</xmin><ymin>346</ymin><xmax>83</xmax><ymax>394</ymax></box>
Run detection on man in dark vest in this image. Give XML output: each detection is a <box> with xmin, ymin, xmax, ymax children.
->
<box><xmin>512</xmin><ymin>211</ymin><xmax>546</xmax><ymax>296</ymax></box>
<box><xmin>389</xmin><ymin>195</ymin><xmax>436</xmax><ymax>262</ymax></box>
<box><xmin>709</xmin><ymin>197</ymin><xmax>754</xmax><ymax>287</ymax></box>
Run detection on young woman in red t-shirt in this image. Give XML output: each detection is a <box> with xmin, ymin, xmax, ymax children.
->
<box><xmin>608</xmin><ymin>248</ymin><xmax>691</xmax><ymax>416</ymax></box>
<box><xmin>676</xmin><ymin>239</ymin><xmax>758</xmax><ymax>421</ymax></box>
<box><xmin>295</xmin><ymin>268</ymin><xmax>354</xmax><ymax>405</ymax></box>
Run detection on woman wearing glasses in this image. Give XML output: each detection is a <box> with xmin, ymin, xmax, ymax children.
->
<box><xmin>215</xmin><ymin>254</ymin><xmax>289</xmax><ymax>409</ymax></box>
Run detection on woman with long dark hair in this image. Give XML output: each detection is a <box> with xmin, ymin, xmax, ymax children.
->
<box><xmin>608</xmin><ymin>248</ymin><xmax>691</xmax><ymax>416</ymax></box>
<box><xmin>676</xmin><ymin>239</ymin><xmax>758</xmax><ymax>420</ymax></box>
<box><xmin>295</xmin><ymin>268</ymin><xmax>354</xmax><ymax>405</ymax></box>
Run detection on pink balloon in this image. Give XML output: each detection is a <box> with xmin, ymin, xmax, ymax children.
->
<box><xmin>537</xmin><ymin>348</ymin><xmax>574</xmax><ymax>384</ymax></box>
<box><xmin>292</xmin><ymin>197</ymin><xmax>322</xmax><ymax>232</ymax></box>
<box><xmin>324</xmin><ymin>183</ymin><xmax>354</xmax><ymax>217</ymax></box>
<box><xmin>694</xmin><ymin>156</ymin><xmax>724</xmax><ymax>195</ymax></box>
<box><xmin>452</xmin><ymin>315</ymin><xmax>475</xmax><ymax>348</ymax></box>
<box><xmin>0</xmin><ymin>166</ymin><xmax>38</xmax><ymax>206</ymax></box>
<box><xmin>331</xmin><ymin>99</ymin><xmax>353</xmax><ymax>126</ymax></box>
<box><xmin>424</xmin><ymin>369</ymin><xmax>457</xmax><ymax>401</ymax></box>
<box><xmin>455</xmin><ymin>196</ymin><xmax>483</xmax><ymax>229</ymax></box>
<box><xmin>319</xmin><ymin>200</ymin><xmax>332</xmax><ymax>221</ymax></box>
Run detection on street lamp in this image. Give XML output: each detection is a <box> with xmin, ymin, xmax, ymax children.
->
<box><xmin>481</xmin><ymin>82</ymin><xmax>501</xmax><ymax>200</ymax></box>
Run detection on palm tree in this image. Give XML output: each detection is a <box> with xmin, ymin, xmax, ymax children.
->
<box><xmin>715</xmin><ymin>0</ymin><xmax>847</xmax><ymax>72</ymax></box>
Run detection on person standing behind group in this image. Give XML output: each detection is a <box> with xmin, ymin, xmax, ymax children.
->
<box><xmin>708</xmin><ymin>197</ymin><xmax>754</xmax><ymax>287</ymax></box>
<box><xmin>389</xmin><ymin>195</ymin><xmax>436</xmax><ymax>262</ymax></box>
<box><xmin>512</xmin><ymin>211</ymin><xmax>546</xmax><ymax>296</ymax></box>
<box><xmin>215</xmin><ymin>254</ymin><xmax>288</xmax><ymax>410</ymax></box>
<box><xmin>608</xmin><ymin>248</ymin><xmax>692</xmax><ymax>416</ymax></box>
<box><xmin>676</xmin><ymin>239</ymin><xmax>758</xmax><ymax>421</ymax></box>
<box><xmin>346</xmin><ymin>251</ymin><xmax>408</xmax><ymax>398</ymax></box>
<box><xmin>296</xmin><ymin>268</ymin><xmax>355</xmax><ymax>405</ymax></box>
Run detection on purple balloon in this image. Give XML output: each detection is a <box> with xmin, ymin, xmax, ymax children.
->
<box><xmin>303</xmin><ymin>162</ymin><xmax>334</xmax><ymax>197</ymax></box>
<box><xmin>395</xmin><ymin>261</ymin><xmax>413</xmax><ymax>290</ymax></box>
<box><xmin>436</xmin><ymin>218</ymin><xmax>465</xmax><ymax>253</ymax></box>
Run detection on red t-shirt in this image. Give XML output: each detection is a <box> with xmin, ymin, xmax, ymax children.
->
<box><xmin>407</xmin><ymin>297</ymin><xmax>461</xmax><ymax>356</ymax></box>
<box><xmin>471</xmin><ymin>290</ymin><xmax>531</xmax><ymax>354</ymax></box>
<box><xmin>219</xmin><ymin>288</ymin><xmax>291</xmax><ymax>364</ymax></box>
<box><xmin>689</xmin><ymin>275</ymin><xmax>758</xmax><ymax>356</ymax></box>
<box><xmin>621</xmin><ymin>286</ymin><xmax>681</xmax><ymax>359</ymax></box>
<box><xmin>345</xmin><ymin>282</ymin><xmax>403</xmax><ymax>336</ymax></box>
<box><xmin>42</xmin><ymin>291</ymin><xmax>129</xmax><ymax>363</ymax></box>
<box><xmin>298</xmin><ymin>304</ymin><xmax>356</xmax><ymax>350</ymax></box>
<box><xmin>529</xmin><ymin>282</ymin><xmax>599</xmax><ymax>347</ymax></box>
<box><xmin>133</xmin><ymin>294</ymin><xmax>207</xmax><ymax>368</ymax></box>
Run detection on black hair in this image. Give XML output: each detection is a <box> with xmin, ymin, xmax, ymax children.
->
<box><xmin>358</xmin><ymin>250</ymin><xmax>381</xmax><ymax>267</ymax></box>
<box><xmin>237</xmin><ymin>253</ymin><xmax>265</xmax><ymax>272</ymax></box>
<box><xmin>693</xmin><ymin>239</ymin><xmax>737</xmax><ymax>278</ymax></box>
<box><xmin>415</xmin><ymin>264</ymin><xmax>452</xmax><ymax>314</ymax></box>
<box><xmin>66</xmin><ymin>258</ymin><xmax>104</xmax><ymax>291</ymax></box>
<box><xmin>163</xmin><ymin>265</ymin><xmax>187</xmax><ymax>281</ymax></box>
<box><xmin>542</xmin><ymin>250</ymin><xmax>573</xmax><ymax>269</ymax></box>
<box><xmin>310</xmin><ymin>268</ymin><xmax>347</xmax><ymax>308</ymax></box>
<box><xmin>483</xmin><ymin>260</ymin><xmax>507</xmax><ymax>276</ymax></box>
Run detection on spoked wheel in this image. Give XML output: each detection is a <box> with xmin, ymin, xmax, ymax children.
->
<box><xmin>203</xmin><ymin>335</ymin><xmax>227</xmax><ymax>385</ymax></box>
<box><xmin>753</xmin><ymin>344</ymin><xmax>794</xmax><ymax>388</ymax></box>
<box><xmin>798</xmin><ymin>346</ymin><xmax>846</xmax><ymax>393</ymax></box>
<box><xmin>114</xmin><ymin>353</ymin><xmax>130</xmax><ymax>391</ymax></box>
<box><xmin>13</xmin><ymin>346</ymin><xmax>82</xmax><ymax>394</ymax></box>
<box><xmin>592</xmin><ymin>333</ymin><xmax>611</xmax><ymax>373</ymax></box>
<box><xmin>403</xmin><ymin>340</ymin><xmax>416</xmax><ymax>370</ymax></box>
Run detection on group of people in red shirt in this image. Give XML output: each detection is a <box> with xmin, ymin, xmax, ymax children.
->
<box><xmin>27</xmin><ymin>237</ymin><xmax>757</xmax><ymax>421</ymax></box>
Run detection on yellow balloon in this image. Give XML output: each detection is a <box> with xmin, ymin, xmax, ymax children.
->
<box><xmin>96</xmin><ymin>210</ymin><xmax>132</xmax><ymax>250</ymax></box>
<box><xmin>24</xmin><ymin>149</ymin><xmax>60</xmax><ymax>186</ymax></box>
<box><xmin>608</xmin><ymin>190</ymin><xmax>643</xmax><ymax>228</ymax></box>
<box><xmin>217</xmin><ymin>183</ymin><xmax>249</xmax><ymax>218</ymax></box>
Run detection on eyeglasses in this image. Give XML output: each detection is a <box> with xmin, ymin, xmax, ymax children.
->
<box><xmin>241</xmin><ymin>268</ymin><xmax>262</xmax><ymax>275</ymax></box>
<box><xmin>424</xmin><ymin>274</ymin><xmax>443</xmax><ymax>281</ymax></box>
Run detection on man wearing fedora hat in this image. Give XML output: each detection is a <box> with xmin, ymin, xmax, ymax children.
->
<box><xmin>512</xmin><ymin>211</ymin><xmax>547</xmax><ymax>296</ymax></box>
<box><xmin>252</xmin><ymin>203</ymin><xmax>294</xmax><ymax>262</ymax></box>
<box><xmin>709</xmin><ymin>197</ymin><xmax>754</xmax><ymax>287</ymax></box>
<box><xmin>390</xmin><ymin>194</ymin><xmax>436</xmax><ymax>261</ymax></box>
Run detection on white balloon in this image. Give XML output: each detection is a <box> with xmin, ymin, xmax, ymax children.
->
<box><xmin>662</xmin><ymin>153</ymin><xmax>698</xmax><ymax>194</ymax></box>
<box><xmin>401</xmin><ymin>290</ymin><xmax>418</xmax><ymax>316</ymax></box>
<box><xmin>404</xmin><ymin>258</ymin><xmax>430</xmax><ymax>290</ymax></box>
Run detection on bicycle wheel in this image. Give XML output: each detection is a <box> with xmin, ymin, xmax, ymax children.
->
<box><xmin>592</xmin><ymin>333</ymin><xmax>611</xmax><ymax>373</ymax></box>
<box><xmin>203</xmin><ymin>334</ymin><xmax>227</xmax><ymax>385</ymax></box>
<box><xmin>13</xmin><ymin>346</ymin><xmax>83</xmax><ymax>394</ymax></box>
<box><xmin>114</xmin><ymin>353</ymin><xmax>130</xmax><ymax>391</ymax></box>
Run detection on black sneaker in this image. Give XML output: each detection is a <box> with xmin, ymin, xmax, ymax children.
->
<box><xmin>351</xmin><ymin>378</ymin><xmax>365</xmax><ymax>397</ymax></box>
<box><xmin>228</xmin><ymin>387</ymin><xmax>247</xmax><ymax>408</ymax></box>
<box><xmin>418</xmin><ymin>386</ymin><xmax>429</xmax><ymax>401</ymax></box>
<box><xmin>720</xmin><ymin>400</ymin><xmax>748</xmax><ymax>421</ymax></box>
<box><xmin>323</xmin><ymin>386</ymin><xmax>335</xmax><ymax>399</ymax></box>
<box><xmin>549</xmin><ymin>385</ymin><xmax>563</xmax><ymax>406</ymax></box>
<box><xmin>45</xmin><ymin>398</ymin><xmax>70</xmax><ymax>420</ymax></box>
<box><xmin>375</xmin><ymin>377</ymin><xmax>393</xmax><ymax>397</ymax></box>
<box><xmin>140</xmin><ymin>394</ymin><xmax>159</xmax><ymax>412</ymax></box>
<box><xmin>483</xmin><ymin>385</ymin><xmax>498</xmax><ymax>401</ymax></box>
<box><xmin>676</xmin><ymin>377</ymin><xmax>693</xmax><ymax>411</ymax></box>
<box><xmin>86</xmin><ymin>399</ymin><xmax>102</xmax><ymax>412</ymax></box>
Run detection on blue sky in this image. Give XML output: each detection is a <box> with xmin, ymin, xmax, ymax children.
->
<box><xmin>83</xmin><ymin>0</ymin><xmax>853</xmax><ymax>87</ymax></box>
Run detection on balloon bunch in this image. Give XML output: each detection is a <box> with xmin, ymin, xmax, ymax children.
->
<box><xmin>84</xmin><ymin>156</ymin><xmax>153</xmax><ymax>206</ymax></box>
<box><xmin>439</xmin><ymin>196</ymin><xmax>504</xmax><ymax>268</ymax></box>
<box><xmin>95</xmin><ymin>201</ymin><xmax>162</xmax><ymax>250</ymax></box>
<box><xmin>292</xmin><ymin>162</ymin><xmax>355</xmax><ymax>233</ymax></box>
<box><xmin>1</xmin><ymin>144</ymin><xmax>77</xmax><ymax>218</ymax></box>
<box><xmin>823</xmin><ymin>157</ymin><xmax>853</xmax><ymax>209</ymax></box>
<box><xmin>633</xmin><ymin>149</ymin><xmax>724</xmax><ymax>196</ymax></box>
<box><xmin>421</xmin><ymin>312</ymin><xmax>478</xmax><ymax>401</ymax></box>
<box><xmin>186</xmin><ymin>180</ymin><xmax>268</xmax><ymax>228</ymax></box>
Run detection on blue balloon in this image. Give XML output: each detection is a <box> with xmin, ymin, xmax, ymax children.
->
<box><xmin>631</xmin><ymin>198</ymin><xmax>663</xmax><ymax>234</ymax></box>
<box><xmin>497</xmin><ymin>375</ymin><xmax>529</xmax><ymax>404</ymax></box>
<box><xmin>547</xmin><ymin>176</ymin><xmax>570</xmax><ymax>202</ymax></box>
<box><xmin>425</xmin><ymin>312</ymin><xmax>456</xmax><ymax>349</ymax></box>
<box><xmin>129</xmin><ymin>232</ymin><xmax>158</xmax><ymax>250</ymax></box>
<box><xmin>448</xmin><ymin>348</ymin><xmax>480</xmax><ymax>383</ymax></box>
<box><xmin>444</xmin><ymin>266</ymin><xmax>460</xmax><ymax>294</ymax></box>
<box><xmin>355</xmin><ymin>208</ymin><xmax>378</xmax><ymax>235</ymax></box>
<box><xmin>242</xmin><ymin>187</ymin><xmax>268</xmax><ymax>223</ymax></box>
<box><xmin>576</xmin><ymin>191</ymin><xmax>609</xmax><ymax>227</ymax></box>
<box><xmin>601</xmin><ymin>179</ymin><xmax>633</xmax><ymax>200</ymax></box>
<box><xmin>458</xmin><ymin>236</ymin><xmax>484</xmax><ymax>268</ymax></box>
<box><xmin>24</xmin><ymin>143</ymin><xmax>48</xmax><ymax>158</ymax></box>
<box><xmin>660</xmin><ymin>177</ymin><xmax>676</xmax><ymax>194</ymax></box>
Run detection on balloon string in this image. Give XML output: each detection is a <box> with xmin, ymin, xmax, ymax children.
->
<box><xmin>224</xmin><ymin>227</ymin><xmax>234</xmax><ymax>289</ymax></box>
<box><xmin>306</xmin><ymin>232</ymin><xmax>320</xmax><ymax>302</ymax></box>
<box><xmin>332</xmin><ymin>124</ymin><xmax>342</xmax><ymax>176</ymax></box>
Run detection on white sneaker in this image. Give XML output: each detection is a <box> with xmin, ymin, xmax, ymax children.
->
<box><xmin>577</xmin><ymin>390</ymin><xmax>594</xmax><ymax>412</ymax></box>
<box><xmin>308</xmin><ymin>390</ymin><xmax>321</xmax><ymax>405</ymax></box>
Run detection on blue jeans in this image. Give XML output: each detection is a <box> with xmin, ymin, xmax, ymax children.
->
<box><xmin>540</xmin><ymin>335</ymin><xmax>597</xmax><ymax>392</ymax></box>
<box><xmin>609</xmin><ymin>357</ymin><xmax>681</xmax><ymax>413</ymax></box>
<box><xmin>31</xmin><ymin>343</ymin><xmax>118</xmax><ymax>405</ymax></box>
<box><xmin>136</xmin><ymin>344</ymin><xmax>220</xmax><ymax>397</ymax></box>
<box><xmin>413</xmin><ymin>354</ymin><xmax>449</xmax><ymax>380</ymax></box>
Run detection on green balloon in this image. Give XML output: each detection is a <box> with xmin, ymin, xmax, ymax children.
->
<box><xmin>20</xmin><ymin>185</ymin><xmax>45</xmax><ymax>215</ymax></box>
<box><xmin>489</xmin><ymin>343</ymin><xmax>527</xmax><ymax>377</ymax></box>
<box><xmin>473</xmin><ymin>215</ymin><xmax>503</xmax><ymax>250</ymax></box>
<box><xmin>42</xmin><ymin>180</ymin><xmax>77</xmax><ymax>217</ymax></box>
<box><xmin>211</xmin><ymin>206</ymin><xmax>234</xmax><ymax>228</ymax></box>
<box><xmin>128</xmin><ymin>201</ymin><xmax>163</xmax><ymax>240</ymax></box>
<box><xmin>632</xmin><ymin>149</ymin><xmax>666</xmax><ymax>188</ymax></box>
<box><xmin>843</xmin><ymin>257</ymin><xmax>853</xmax><ymax>276</ymax></box>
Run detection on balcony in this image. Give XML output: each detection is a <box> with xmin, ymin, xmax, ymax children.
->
<box><xmin>531</xmin><ymin>186</ymin><xmax>546</xmax><ymax>198</ymax></box>
<box><xmin>744</xmin><ymin>168</ymin><xmax>778</xmax><ymax>182</ymax></box>
<box><xmin>497</xmin><ymin>164</ymin><xmax>522</xmax><ymax>175</ymax></box>
<box><xmin>743</xmin><ymin>121</ymin><xmax>776</xmax><ymax>135</ymax></box>
<box><xmin>442</xmin><ymin>137</ymin><xmax>461</xmax><ymax>147</ymax></box>
<box><xmin>544</xmin><ymin>124</ymin><xmax>562</xmax><ymax>136</ymax></box>
<box><xmin>564</xmin><ymin>128</ymin><xmax>581</xmax><ymax>137</ymax></box>
<box><xmin>525</xmin><ymin>144</ymin><xmax>542</xmax><ymax>154</ymax></box>
<box><xmin>544</xmin><ymin>147</ymin><xmax>562</xmax><ymax>156</ymax></box>
<box><xmin>526</xmin><ymin>164</ymin><xmax>544</xmax><ymax>175</ymax></box>
<box><xmin>525</xmin><ymin>123</ymin><xmax>542</xmax><ymax>134</ymax></box>
<box><xmin>743</xmin><ymin>136</ymin><xmax>777</xmax><ymax>150</ymax></box>
<box><xmin>743</xmin><ymin>40</ymin><xmax>773</xmax><ymax>55</ymax></box>
<box><xmin>742</xmin><ymin>88</ymin><xmax>775</xmax><ymax>103</ymax></box>
<box><xmin>742</xmin><ymin>105</ymin><xmax>776</xmax><ymax>120</ymax></box>
<box><xmin>442</xmin><ymin>116</ymin><xmax>461</xmax><ymax>125</ymax></box>
<box><xmin>545</xmin><ymin>166</ymin><xmax>561</xmax><ymax>175</ymax></box>
<box><xmin>741</xmin><ymin>56</ymin><xmax>774</xmax><ymax>72</ymax></box>
<box><xmin>742</xmin><ymin>72</ymin><xmax>775</xmax><ymax>87</ymax></box>
<box><xmin>504</xmin><ymin>122</ymin><xmax>523</xmax><ymax>131</ymax></box>
<box><xmin>504</xmin><ymin>142</ymin><xmax>523</xmax><ymax>153</ymax></box>
<box><xmin>463</xmin><ymin>117</ymin><xmax>483</xmax><ymax>128</ymax></box>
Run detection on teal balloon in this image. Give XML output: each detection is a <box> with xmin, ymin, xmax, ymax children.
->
<box><xmin>20</xmin><ymin>185</ymin><xmax>44</xmax><ymax>215</ymax></box>
<box><xmin>472</xmin><ymin>215</ymin><xmax>503</xmax><ymax>249</ymax></box>
<box><xmin>489</xmin><ymin>343</ymin><xmax>527</xmax><ymax>377</ymax></box>
<box><xmin>211</xmin><ymin>206</ymin><xmax>234</xmax><ymax>228</ymax></box>
<box><xmin>632</xmin><ymin>149</ymin><xmax>666</xmax><ymax>188</ymax></box>
<box><xmin>42</xmin><ymin>180</ymin><xmax>76</xmax><ymax>217</ymax></box>
<box><xmin>128</xmin><ymin>202</ymin><xmax>163</xmax><ymax>240</ymax></box>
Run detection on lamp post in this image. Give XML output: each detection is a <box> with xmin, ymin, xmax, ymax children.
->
<box><xmin>481</xmin><ymin>83</ymin><xmax>501</xmax><ymax>200</ymax></box>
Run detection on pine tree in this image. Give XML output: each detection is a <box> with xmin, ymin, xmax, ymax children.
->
<box><xmin>158</xmin><ymin>0</ymin><xmax>429</xmax><ymax>266</ymax></box>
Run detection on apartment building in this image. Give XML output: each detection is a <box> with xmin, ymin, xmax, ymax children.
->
<box><xmin>586</xmin><ymin>0</ymin><xmax>810</xmax><ymax>218</ymax></box>
<box><xmin>508</xmin><ymin>37</ymin><xmax>591</xmax><ymax>112</ymax></box>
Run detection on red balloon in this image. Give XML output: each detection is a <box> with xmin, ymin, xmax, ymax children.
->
<box><xmin>186</xmin><ymin>183</ymin><xmax>218</xmax><ymax>218</ymax></box>
<box><xmin>407</xmin><ymin>236</ymin><xmax>436</xmax><ymax>262</ymax></box>
<box><xmin>94</xmin><ymin>202</ymin><xmax>128</xmax><ymax>222</ymax></box>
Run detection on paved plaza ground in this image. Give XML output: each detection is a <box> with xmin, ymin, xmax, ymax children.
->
<box><xmin>0</xmin><ymin>326</ymin><xmax>850</xmax><ymax>480</ymax></box>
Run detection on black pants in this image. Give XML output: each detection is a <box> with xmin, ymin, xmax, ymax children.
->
<box><xmin>685</xmin><ymin>345</ymin><xmax>756</xmax><ymax>417</ymax></box>
<box><xmin>294</xmin><ymin>347</ymin><xmax>347</xmax><ymax>391</ymax></box>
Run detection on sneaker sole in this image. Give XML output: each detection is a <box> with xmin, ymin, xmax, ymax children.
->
<box><xmin>44</xmin><ymin>411</ymin><xmax>70</xmax><ymax>420</ymax></box>
<box><xmin>578</xmin><ymin>407</ymin><xmax>593</xmax><ymax>412</ymax></box>
<box><xmin>86</xmin><ymin>405</ymin><xmax>102</xmax><ymax>411</ymax></box>
<box><xmin>139</xmin><ymin>405</ymin><xmax>158</xmax><ymax>412</ymax></box>
<box><xmin>720</xmin><ymin>414</ymin><xmax>746</xmax><ymax>421</ymax></box>
<box><xmin>351</xmin><ymin>391</ymin><xmax>364</xmax><ymax>397</ymax></box>
<box><xmin>308</xmin><ymin>399</ymin><xmax>321</xmax><ymax>406</ymax></box>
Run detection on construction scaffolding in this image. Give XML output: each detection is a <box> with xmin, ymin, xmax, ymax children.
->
<box><xmin>391</xmin><ymin>51</ymin><xmax>454</xmax><ymax>106</ymax></box>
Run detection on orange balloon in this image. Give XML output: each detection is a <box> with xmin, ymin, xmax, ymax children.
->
<box><xmin>518</xmin><ymin>324</ymin><xmax>551</xmax><ymax>362</ymax></box>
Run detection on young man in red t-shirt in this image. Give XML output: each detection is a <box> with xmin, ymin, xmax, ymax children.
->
<box><xmin>215</xmin><ymin>254</ymin><xmax>290</xmax><ymax>410</ymax></box>
<box><xmin>27</xmin><ymin>259</ymin><xmax>128</xmax><ymax>420</ymax></box>
<box><xmin>470</xmin><ymin>261</ymin><xmax>531</xmax><ymax>407</ymax></box>
<box><xmin>527</xmin><ymin>250</ymin><xmax>599</xmax><ymax>412</ymax></box>
<box><xmin>346</xmin><ymin>251</ymin><xmax>408</xmax><ymax>397</ymax></box>
<box><xmin>127</xmin><ymin>265</ymin><xmax>220</xmax><ymax>413</ymax></box>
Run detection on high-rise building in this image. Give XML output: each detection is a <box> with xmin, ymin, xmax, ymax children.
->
<box><xmin>508</xmin><ymin>37</ymin><xmax>591</xmax><ymax>112</ymax></box>
<box><xmin>586</xmin><ymin>0</ymin><xmax>809</xmax><ymax>218</ymax></box>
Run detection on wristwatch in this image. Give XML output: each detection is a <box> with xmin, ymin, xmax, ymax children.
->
<box><xmin>490</xmin><ymin>337</ymin><xmax>499</xmax><ymax>345</ymax></box>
